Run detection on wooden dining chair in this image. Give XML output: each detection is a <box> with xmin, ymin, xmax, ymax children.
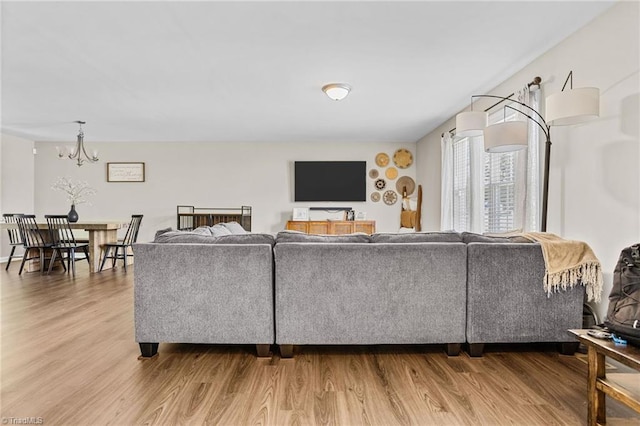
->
<box><xmin>3</xmin><ymin>213</ymin><xmax>24</xmax><ymax>271</ymax></box>
<box><xmin>44</xmin><ymin>215</ymin><xmax>90</xmax><ymax>277</ymax></box>
<box><xmin>99</xmin><ymin>215</ymin><xmax>143</xmax><ymax>272</ymax></box>
<box><xmin>15</xmin><ymin>214</ymin><xmax>65</xmax><ymax>275</ymax></box>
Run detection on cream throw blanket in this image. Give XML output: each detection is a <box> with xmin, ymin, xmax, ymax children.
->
<box><xmin>521</xmin><ymin>232</ymin><xmax>603</xmax><ymax>302</ymax></box>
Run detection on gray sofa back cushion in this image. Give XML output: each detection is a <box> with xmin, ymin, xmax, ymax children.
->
<box><xmin>214</xmin><ymin>234</ymin><xmax>275</xmax><ymax>245</ymax></box>
<box><xmin>153</xmin><ymin>230</ymin><xmax>274</xmax><ymax>245</ymax></box>
<box><xmin>461</xmin><ymin>232</ymin><xmax>531</xmax><ymax>244</ymax></box>
<box><xmin>371</xmin><ymin>232</ymin><xmax>462</xmax><ymax>244</ymax></box>
<box><xmin>276</xmin><ymin>230</ymin><xmax>371</xmax><ymax>243</ymax></box>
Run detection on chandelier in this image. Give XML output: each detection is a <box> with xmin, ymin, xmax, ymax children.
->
<box><xmin>57</xmin><ymin>121</ymin><xmax>99</xmax><ymax>166</ymax></box>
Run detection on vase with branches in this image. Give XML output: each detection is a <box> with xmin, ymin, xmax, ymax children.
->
<box><xmin>51</xmin><ymin>177</ymin><xmax>96</xmax><ymax>222</ymax></box>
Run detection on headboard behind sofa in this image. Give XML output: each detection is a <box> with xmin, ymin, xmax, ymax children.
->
<box><xmin>177</xmin><ymin>205</ymin><xmax>252</xmax><ymax>231</ymax></box>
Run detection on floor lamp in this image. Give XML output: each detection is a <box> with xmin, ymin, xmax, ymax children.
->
<box><xmin>455</xmin><ymin>72</ymin><xmax>599</xmax><ymax>232</ymax></box>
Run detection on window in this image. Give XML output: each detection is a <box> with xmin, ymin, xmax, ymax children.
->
<box><xmin>483</xmin><ymin>108</ymin><xmax>520</xmax><ymax>233</ymax></box>
<box><xmin>483</xmin><ymin>151</ymin><xmax>517</xmax><ymax>232</ymax></box>
<box><xmin>444</xmin><ymin>92</ymin><xmax>539</xmax><ymax>233</ymax></box>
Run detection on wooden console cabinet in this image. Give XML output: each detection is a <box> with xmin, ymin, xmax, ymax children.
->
<box><xmin>286</xmin><ymin>220</ymin><xmax>376</xmax><ymax>235</ymax></box>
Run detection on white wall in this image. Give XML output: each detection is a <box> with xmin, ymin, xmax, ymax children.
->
<box><xmin>0</xmin><ymin>133</ymin><xmax>35</xmax><ymax>260</ymax></box>
<box><xmin>416</xmin><ymin>1</ymin><xmax>640</xmax><ymax>320</ymax></box>
<box><xmin>32</xmin><ymin>141</ymin><xmax>416</xmax><ymax>243</ymax></box>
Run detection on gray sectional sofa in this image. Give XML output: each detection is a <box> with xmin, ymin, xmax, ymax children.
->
<box><xmin>133</xmin><ymin>226</ymin><xmax>585</xmax><ymax>358</ymax></box>
<box><xmin>274</xmin><ymin>232</ymin><xmax>467</xmax><ymax>357</ymax></box>
<box><xmin>133</xmin><ymin>224</ymin><xmax>276</xmax><ymax>358</ymax></box>
<box><xmin>466</xmin><ymin>241</ymin><xmax>584</xmax><ymax>356</ymax></box>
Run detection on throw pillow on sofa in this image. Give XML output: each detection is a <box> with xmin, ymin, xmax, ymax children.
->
<box><xmin>220</xmin><ymin>221</ymin><xmax>248</xmax><ymax>234</ymax></box>
<box><xmin>192</xmin><ymin>226</ymin><xmax>215</xmax><ymax>236</ymax></box>
<box><xmin>154</xmin><ymin>227</ymin><xmax>173</xmax><ymax>240</ymax></box>
<box><xmin>209</xmin><ymin>224</ymin><xmax>233</xmax><ymax>237</ymax></box>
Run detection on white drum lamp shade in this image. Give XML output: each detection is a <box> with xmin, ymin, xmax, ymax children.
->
<box><xmin>545</xmin><ymin>87</ymin><xmax>599</xmax><ymax>125</ymax></box>
<box><xmin>483</xmin><ymin>121</ymin><xmax>528</xmax><ymax>153</ymax></box>
<box><xmin>456</xmin><ymin>111</ymin><xmax>488</xmax><ymax>137</ymax></box>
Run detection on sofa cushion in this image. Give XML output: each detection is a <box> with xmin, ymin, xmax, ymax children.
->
<box><xmin>154</xmin><ymin>231</ymin><xmax>219</xmax><ymax>244</ymax></box>
<box><xmin>461</xmin><ymin>232</ymin><xmax>531</xmax><ymax>244</ymax></box>
<box><xmin>192</xmin><ymin>226</ymin><xmax>214</xmax><ymax>236</ymax></box>
<box><xmin>221</xmin><ymin>221</ymin><xmax>248</xmax><ymax>234</ymax></box>
<box><xmin>209</xmin><ymin>224</ymin><xmax>233</xmax><ymax>237</ymax></box>
<box><xmin>213</xmin><ymin>233</ymin><xmax>275</xmax><ymax>245</ymax></box>
<box><xmin>153</xmin><ymin>230</ymin><xmax>274</xmax><ymax>245</ymax></box>
<box><xmin>276</xmin><ymin>230</ymin><xmax>371</xmax><ymax>243</ymax></box>
<box><xmin>371</xmin><ymin>232</ymin><xmax>462</xmax><ymax>243</ymax></box>
<box><xmin>154</xmin><ymin>227</ymin><xmax>173</xmax><ymax>240</ymax></box>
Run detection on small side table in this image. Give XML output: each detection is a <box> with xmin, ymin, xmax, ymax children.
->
<box><xmin>569</xmin><ymin>329</ymin><xmax>640</xmax><ymax>425</ymax></box>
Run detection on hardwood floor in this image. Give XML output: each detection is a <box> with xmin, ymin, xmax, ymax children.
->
<box><xmin>1</xmin><ymin>262</ymin><xmax>639</xmax><ymax>425</ymax></box>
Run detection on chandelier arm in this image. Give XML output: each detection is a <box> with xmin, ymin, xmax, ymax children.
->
<box><xmin>80</xmin><ymin>138</ymin><xmax>98</xmax><ymax>162</ymax></box>
<box><xmin>69</xmin><ymin>137</ymin><xmax>81</xmax><ymax>160</ymax></box>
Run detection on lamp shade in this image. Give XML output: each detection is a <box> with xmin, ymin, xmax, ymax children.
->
<box><xmin>483</xmin><ymin>121</ymin><xmax>528</xmax><ymax>153</ymax></box>
<box><xmin>545</xmin><ymin>87</ymin><xmax>599</xmax><ymax>125</ymax></box>
<box><xmin>322</xmin><ymin>83</ymin><xmax>351</xmax><ymax>101</ymax></box>
<box><xmin>456</xmin><ymin>111</ymin><xmax>488</xmax><ymax>137</ymax></box>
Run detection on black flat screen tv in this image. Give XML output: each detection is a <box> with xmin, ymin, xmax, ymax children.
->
<box><xmin>294</xmin><ymin>161</ymin><xmax>366</xmax><ymax>202</ymax></box>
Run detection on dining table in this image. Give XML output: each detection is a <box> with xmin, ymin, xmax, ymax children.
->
<box><xmin>1</xmin><ymin>220</ymin><xmax>130</xmax><ymax>273</ymax></box>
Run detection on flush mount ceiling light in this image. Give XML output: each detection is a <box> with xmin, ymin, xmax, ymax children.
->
<box><xmin>322</xmin><ymin>83</ymin><xmax>351</xmax><ymax>101</ymax></box>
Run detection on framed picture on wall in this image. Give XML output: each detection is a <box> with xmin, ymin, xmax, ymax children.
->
<box><xmin>107</xmin><ymin>162</ymin><xmax>145</xmax><ymax>182</ymax></box>
<box><xmin>292</xmin><ymin>207</ymin><xmax>309</xmax><ymax>221</ymax></box>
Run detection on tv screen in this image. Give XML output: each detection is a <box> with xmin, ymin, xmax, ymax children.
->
<box><xmin>295</xmin><ymin>161</ymin><xmax>366</xmax><ymax>202</ymax></box>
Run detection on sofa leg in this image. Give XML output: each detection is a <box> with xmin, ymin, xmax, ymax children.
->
<box><xmin>468</xmin><ymin>343</ymin><xmax>485</xmax><ymax>357</ymax></box>
<box><xmin>280</xmin><ymin>345</ymin><xmax>293</xmax><ymax>358</ymax></box>
<box><xmin>256</xmin><ymin>344</ymin><xmax>270</xmax><ymax>357</ymax></box>
<box><xmin>446</xmin><ymin>343</ymin><xmax>461</xmax><ymax>356</ymax></box>
<box><xmin>558</xmin><ymin>341</ymin><xmax>579</xmax><ymax>355</ymax></box>
<box><xmin>139</xmin><ymin>342</ymin><xmax>159</xmax><ymax>358</ymax></box>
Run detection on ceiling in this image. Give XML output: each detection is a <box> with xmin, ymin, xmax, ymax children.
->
<box><xmin>1</xmin><ymin>1</ymin><xmax>614</xmax><ymax>144</ymax></box>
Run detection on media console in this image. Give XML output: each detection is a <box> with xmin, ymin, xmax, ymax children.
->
<box><xmin>285</xmin><ymin>220</ymin><xmax>375</xmax><ymax>235</ymax></box>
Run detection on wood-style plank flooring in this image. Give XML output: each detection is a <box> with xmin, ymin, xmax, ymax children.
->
<box><xmin>1</xmin><ymin>262</ymin><xmax>639</xmax><ymax>425</ymax></box>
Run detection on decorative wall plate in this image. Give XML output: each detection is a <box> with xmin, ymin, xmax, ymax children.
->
<box><xmin>370</xmin><ymin>192</ymin><xmax>381</xmax><ymax>202</ymax></box>
<box><xmin>393</xmin><ymin>149</ymin><xmax>413</xmax><ymax>169</ymax></box>
<box><xmin>396</xmin><ymin>176</ymin><xmax>415</xmax><ymax>196</ymax></box>
<box><xmin>383</xmin><ymin>190</ymin><xmax>398</xmax><ymax>205</ymax></box>
<box><xmin>369</xmin><ymin>169</ymin><xmax>379</xmax><ymax>179</ymax></box>
<box><xmin>374</xmin><ymin>178</ymin><xmax>386</xmax><ymax>190</ymax></box>
<box><xmin>385</xmin><ymin>167</ymin><xmax>398</xmax><ymax>180</ymax></box>
<box><xmin>375</xmin><ymin>153</ymin><xmax>390</xmax><ymax>167</ymax></box>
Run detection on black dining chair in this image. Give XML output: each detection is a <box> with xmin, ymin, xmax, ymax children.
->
<box><xmin>45</xmin><ymin>215</ymin><xmax>90</xmax><ymax>277</ymax></box>
<box><xmin>99</xmin><ymin>215</ymin><xmax>143</xmax><ymax>272</ymax></box>
<box><xmin>15</xmin><ymin>214</ymin><xmax>65</xmax><ymax>275</ymax></box>
<box><xmin>3</xmin><ymin>213</ymin><xmax>24</xmax><ymax>271</ymax></box>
